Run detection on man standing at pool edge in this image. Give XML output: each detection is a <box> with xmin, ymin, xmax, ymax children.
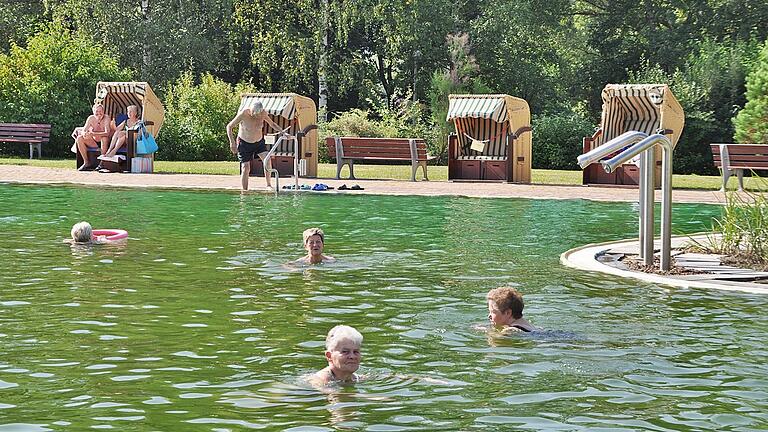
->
<box><xmin>226</xmin><ymin>101</ymin><xmax>281</xmax><ymax>190</ymax></box>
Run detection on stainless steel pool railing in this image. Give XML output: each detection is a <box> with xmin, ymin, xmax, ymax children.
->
<box><xmin>578</xmin><ymin>132</ymin><xmax>651</xmax><ymax>262</ymax></box>
<box><xmin>263</xmin><ymin>126</ymin><xmax>295</xmax><ymax>194</ymax></box>
<box><xmin>577</xmin><ymin>131</ymin><xmax>676</xmax><ymax>271</ymax></box>
<box><xmin>263</xmin><ymin>124</ymin><xmax>318</xmax><ymax>194</ymax></box>
<box><xmin>601</xmin><ymin>134</ymin><xmax>674</xmax><ymax>271</ymax></box>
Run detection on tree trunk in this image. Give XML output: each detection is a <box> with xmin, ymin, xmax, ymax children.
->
<box><xmin>142</xmin><ymin>0</ymin><xmax>150</xmax><ymax>80</ymax></box>
<box><xmin>317</xmin><ymin>0</ymin><xmax>329</xmax><ymax>123</ymax></box>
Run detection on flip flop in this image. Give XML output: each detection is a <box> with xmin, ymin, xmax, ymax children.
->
<box><xmin>338</xmin><ymin>184</ymin><xmax>349</xmax><ymax>190</ymax></box>
<box><xmin>300</xmin><ymin>184</ymin><xmax>312</xmax><ymax>190</ymax></box>
<box><xmin>312</xmin><ymin>183</ymin><xmax>329</xmax><ymax>191</ymax></box>
<box><xmin>350</xmin><ymin>185</ymin><xmax>364</xmax><ymax>190</ymax></box>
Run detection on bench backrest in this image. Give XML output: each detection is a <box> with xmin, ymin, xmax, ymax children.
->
<box><xmin>711</xmin><ymin>144</ymin><xmax>768</xmax><ymax>170</ymax></box>
<box><xmin>325</xmin><ymin>137</ymin><xmax>429</xmax><ymax>160</ymax></box>
<box><xmin>0</xmin><ymin>123</ymin><xmax>51</xmax><ymax>142</ymax></box>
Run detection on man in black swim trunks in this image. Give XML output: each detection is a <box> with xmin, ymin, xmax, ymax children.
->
<box><xmin>226</xmin><ymin>101</ymin><xmax>281</xmax><ymax>190</ymax></box>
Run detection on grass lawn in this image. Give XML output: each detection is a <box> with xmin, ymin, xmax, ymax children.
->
<box><xmin>0</xmin><ymin>157</ymin><xmax>759</xmax><ymax>191</ymax></box>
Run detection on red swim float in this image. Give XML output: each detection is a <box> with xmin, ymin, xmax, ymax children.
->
<box><xmin>92</xmin><ymin>229</ymin><xmax>128</xmax><ymax>241</ymax></box>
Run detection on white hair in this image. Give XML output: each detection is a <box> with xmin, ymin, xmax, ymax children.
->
<box><xmin>251</xmin><ymin>101</ymin><xmax>264</xmax><ymax>113</ymax></box>
<box><xmin>71</xmin><ymin>221</ymin><xmax>93</xmax><ymax>243</ymax></box>
<box><xmin>325</xmin><ymin>325</ymin><xmax>363</xmax><ymax>351</ymax></box>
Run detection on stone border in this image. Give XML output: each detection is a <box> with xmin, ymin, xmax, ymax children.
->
<box><xmin>561</xmin><ymin>236</ymin><xmax>768</xmax><ymax>294</ymax></box>
<box><xmin>0</xmin><ymin>165</ymin><xmax>729</xmax><ymax>204</ymax></box>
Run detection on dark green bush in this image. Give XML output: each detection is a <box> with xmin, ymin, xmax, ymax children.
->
<box><xmin>531</xmin><ymin>112</ymin><xmax>593</xmax><ymax>170</ymax></box>
<box><xmin>0</xmin><ymin>24</ymin><xmax>131</xmax><ymax>158</ymax></box>
<box><xmin>319</xmin><ymin>101</ymin><xmax>440</xmax><ymax>163</ymax></box>
<box><xmin>627</xmin><ymin>60</ymin><xmax>719</xmax><ymax>175</ymax></box>
<box><xmin>158</xmin><ymin>72</ymin><xmax>254</xmax><ymax>161</ymax></box>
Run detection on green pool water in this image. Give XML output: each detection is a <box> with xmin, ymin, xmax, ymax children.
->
<box><xmin>1</xmin><ymin>184</ymin><xmax>767</xmax><ymax>431</ymax></box>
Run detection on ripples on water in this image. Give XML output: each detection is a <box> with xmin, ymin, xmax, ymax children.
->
<box><xmin>1</xmin><ymin>184</ymin><xmax>767</xmax><ymax>431</ymax></box>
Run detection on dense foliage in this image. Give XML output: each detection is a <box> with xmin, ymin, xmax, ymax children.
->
<box><xmin>159</xmin><ymin>72</ymin><xmax>254</xmax><ymax>161</ymax></box>
<box><xmin>734</xmin><ymin>40</ymin><xmax>768</xmax><ymax>144</ymax></box>
<box><xmin>0</xmin><ymin>24</ymin><xmax>130</xmax><ymax>157</ymax></box>
<box><xmin>0</xmin><ymin>1</ymin><xmax>766</xmax><ymax>171</ymax></box>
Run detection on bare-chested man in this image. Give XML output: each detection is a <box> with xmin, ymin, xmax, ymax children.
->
<box><xmin>76</xmin><ymin>103</ymin><xmax>112</xmax><ymax>171</ymax></box>
<box><xmin>226</xmin><ymin>101</ymin><xmax>281</xmax><ymax>190</ymax></box>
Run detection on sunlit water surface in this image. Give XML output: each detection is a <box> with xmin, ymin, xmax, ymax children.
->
<box><xmin>0</xmin><ymin>184</ymin><xmax>766</xmax><ymax>431</ymax></box>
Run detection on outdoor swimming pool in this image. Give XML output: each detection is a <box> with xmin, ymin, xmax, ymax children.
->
<box><xmin>1</xmin><ymin>184</ymin><xmax>767</xmax><ymax>431</ymax></box>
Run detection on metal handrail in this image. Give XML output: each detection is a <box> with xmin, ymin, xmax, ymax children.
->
<box><xmin>577</xmin><ymin>131</ymin><xmax>648</xmax><ymax>169</ymax></box>
<box><xmin>602</xmin><ymin>134</ymin><xmax>674</xmax><ymax>270</ymax></box>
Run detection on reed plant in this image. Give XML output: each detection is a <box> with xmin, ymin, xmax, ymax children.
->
<box><xmin>701</xmin><ymin>175</ymin><xmax>768</xmax><ymax>268</ymax></box>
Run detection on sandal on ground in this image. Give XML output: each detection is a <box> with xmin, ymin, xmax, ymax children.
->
<box><xmin>312</xmin><ymin>183</ymin><xmax>329</xmax><ymax>191</ymax></box>
<box><xmin>350</xmin><ymin>184</ymin><xmax>364</xmax><ymax>190</ymax></box>
<box><xmin>338</xmin><ymin>184</ymin><xmax>349</xmax><ymax>190</ymax></box>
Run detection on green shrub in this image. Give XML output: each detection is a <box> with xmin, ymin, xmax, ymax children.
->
<box><xmin>320</xmin><ymin>101</ymin><xmax>440</xmax><ymax>163</ymax></box>
<box><xmin>734</xmin><ymin>40</ymin><xmax>768</xmax><ymax>144</ymax></box>
<box><xmin>686</xmin><ymin>39</ymin><xmax>761</xmax><ymax>146</ymax></box>
<box><xmin>532</xmin><ymin>112</ymin><xmax>594</xmax><ymax>170</ymax></box>
<box><xmin>0</xmin><ymin>23</ymin><xmax>131</xmax><ymax>157</ymax></box>
<box><xmin>159</xmin><ymin>72</ymin><xmax>254</xmax><ymax>161</ymax></box>
<box><xmin>627</xmin><ymin>60</ymin><xmax>719</xmax><ymax>175</ymax></box>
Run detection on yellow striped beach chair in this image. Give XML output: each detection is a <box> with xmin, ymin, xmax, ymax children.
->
<box><xmin>238</xmin><ymin>93</ymin><xmax>317</xmax><ymax>177</ymax></box>
<box><xmin>446</xmin><ymin>94</ymin><xmax>532</xmax><ymax>183</ymax></box>
<box><xmin>582</xmin><ymin>84</ymin><xmax>685</xmax><ymax>185</ymax></box>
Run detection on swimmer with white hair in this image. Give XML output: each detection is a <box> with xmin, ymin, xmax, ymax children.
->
<box><xmin>66</xmin><ymin>221</ymin><xmax>107</xmax><ymax>244</ymax></box>
<box><xmin>295</xmin><ymin>227</ymin><xmax>336</xmax><ymax>265</ymax></box>
<box><xmin>310</xmin><ymin>325</ymin><xmax>363</xmax><ymax>386</ymax></box>
<box><xmin>226</xmin><ymin>100</ymin><xmax>282</xmax><ymax>191</ymax></box>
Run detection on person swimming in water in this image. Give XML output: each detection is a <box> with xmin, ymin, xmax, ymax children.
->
<box><xmin>310</xmin><ymin>325</ymin><xmax>363</xmax><ymax>386</ymax></box>
<box><xmin>486</xmin><ymin>286</ymin><xmax>537</xmax><ymax>333</ymax></box>
<box><xmin>66</xmin><ymin>221</ymin><xmax>107</xmax><ymax>245</ymax></box>
<box><xmin>295</xmin><ymin>227</ymin><xmax>336</xmax><ymax>265</ymax></box>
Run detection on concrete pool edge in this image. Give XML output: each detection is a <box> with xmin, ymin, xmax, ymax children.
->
<box><xmin>561</xmin><ymin>236</ymin><xmax>768</xmax><ymax>294</ymax></box>
<box><xmin>0</xmin><ymin>165</ymin><xmax>729</xmax><ymax>204</ymax></box>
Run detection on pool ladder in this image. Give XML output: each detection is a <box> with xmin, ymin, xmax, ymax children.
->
<box><xmin>262</xmin><ymin>124</ymin><xmax>318</xmax><ymax>195</ymax></box>
<box><xmin>577</xmin><ymin>131</ymin><xmax>675</xmax><ymax>271</ymax></box>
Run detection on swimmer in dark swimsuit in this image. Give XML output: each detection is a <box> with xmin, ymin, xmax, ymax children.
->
<box><xmin>486</xmin><ymin>286</ymin><xmax>537</xmax><ymax>333</ymax></box>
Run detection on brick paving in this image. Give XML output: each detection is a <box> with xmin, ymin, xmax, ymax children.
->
<box><xmin>0</xmin><ymin>164</ymin><xmax>727</xmax><ymax>204</ymax></box>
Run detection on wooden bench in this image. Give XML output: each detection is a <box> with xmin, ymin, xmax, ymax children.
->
<box><xmin>711</xmin><ymin>143</ymin><xmax>768</xmax><ymax>190</ymax></box>
<box><xmin>325</xmin><ymin>137</ymin><xmax>434</xmax><ymax>181</ymax></box>
<box><xmin>0</xmin><ymin>123</ymin><xmax>51</xmax><ymax>159</ymax></box>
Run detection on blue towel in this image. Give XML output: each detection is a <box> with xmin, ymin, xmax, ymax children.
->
<box><xmin>114</xmin><ymin>113</ymin><xmax>129</xmax><ymax>126</ymax></box>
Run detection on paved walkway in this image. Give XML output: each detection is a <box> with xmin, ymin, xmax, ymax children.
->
<box><xmin>0</xmin><ymin>165</ymin><xmax>727</xmax><ymax>204</ymax></box>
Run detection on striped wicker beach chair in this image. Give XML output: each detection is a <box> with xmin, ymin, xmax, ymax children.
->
<box><xmin>446</xmin><ymin>94</ymin><xmax>532</xmax><ymax>183</ymax></box>
<box><xmin>582</xmin><ymin>84</ymin><xmax>685</xmax><ymax>185</ymax></box>
<box><xmin>237</xmin><ymin>93</ymin><xmax>318</xmax><ymax>178</ymax></box>
<box><xmin>74</xmin><ymin>81</ymin><xmax>165</xmax><ymax>173</ymax></box>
